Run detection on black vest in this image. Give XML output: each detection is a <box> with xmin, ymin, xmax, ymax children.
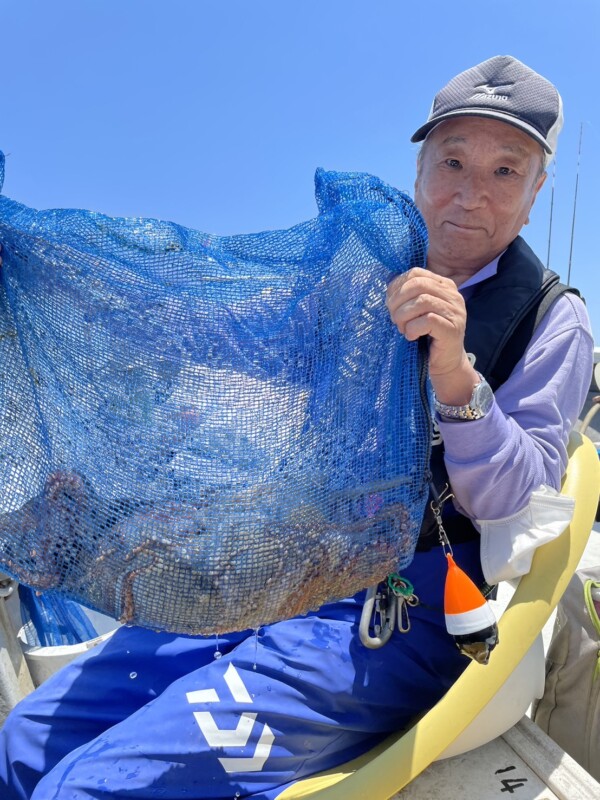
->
<box><xmin>417</xmin><ymin>236</ymin><xmax>578</xmax><ymax>549</ymax></box>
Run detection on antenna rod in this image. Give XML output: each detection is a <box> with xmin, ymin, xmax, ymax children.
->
<box><xmin>567</xmin><ymin>123</ymin><xmax>583</xmax><ymax>285</ymax></box>
<box><xmin>546</xmin><ymin>159</ymin><xmax>556</xmax><ymax>268</ymax></box>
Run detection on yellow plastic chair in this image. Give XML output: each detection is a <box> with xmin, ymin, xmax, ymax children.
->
<box><xmin>276</xmin><ymin>431</ymin><xmax>600</xmax><ymax>799</ymax></box>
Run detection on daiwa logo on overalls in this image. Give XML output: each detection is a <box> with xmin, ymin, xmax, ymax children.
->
<box><xmin>186</xmin><ymin>663</ymin><xmax>274</xmax><ymax>773</ymax></box>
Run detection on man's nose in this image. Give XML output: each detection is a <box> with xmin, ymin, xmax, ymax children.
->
<box><xmin>455</xmin><ymin>173</ymin><xmax>489</xmax><ymax>209</ymax></box>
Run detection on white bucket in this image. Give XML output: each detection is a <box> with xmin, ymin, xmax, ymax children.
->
<box><xmin>18</xmin><ymin>627</ymin><xmax>117</xmax><ymax>687</ymax></box>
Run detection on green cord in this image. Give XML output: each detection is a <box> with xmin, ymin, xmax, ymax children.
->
<box><xmin>387</xmin><ymin>573</ymin><xmax>415</xmax><ymax>598</ymax></box>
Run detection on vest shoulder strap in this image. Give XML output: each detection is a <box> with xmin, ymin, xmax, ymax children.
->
<box><xmin>489</xmin><ymin>272</ymin><xmax>580</xmax><ymax>389</ymax></box>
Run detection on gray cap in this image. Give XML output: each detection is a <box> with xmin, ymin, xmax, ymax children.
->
<box><xmin>411</xmin><ymin>56</ymin><xmax>563</xmax><ymax>162</ymax></box>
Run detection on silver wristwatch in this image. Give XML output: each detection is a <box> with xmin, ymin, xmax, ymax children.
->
<box><xmin>433</xmin><ymin>373</ymin><xmax>494</xmax><ymax>421</ymax></box>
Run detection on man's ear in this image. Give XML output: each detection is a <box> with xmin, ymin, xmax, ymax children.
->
<box><xmin>524</xmin><ymin>169</ymin><xmax>547</xmax><ymax>225</ymax></box>
<box><xmin>414</xmin><ymin>153</ymin><xmax>424</xmax><ymax>202</ymax></box>
<box><xmin>535</xmin><ymin>169</ymin><xmax>548</xmax><ymax>194</ymax></box>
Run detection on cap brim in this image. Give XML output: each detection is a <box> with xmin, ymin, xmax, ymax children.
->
<box><xmin>410</xmin><ymin>109</ymin><xmax>552</xmax><ymax>154</ymax></box>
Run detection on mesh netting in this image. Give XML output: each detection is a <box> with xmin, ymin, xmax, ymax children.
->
<box><xmin>0</xmin><ymin>156</ymin><xmax>431</xmax><ymax>635</ymax></box>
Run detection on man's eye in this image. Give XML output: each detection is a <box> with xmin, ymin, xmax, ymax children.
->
<box><xmin>496</xmin><ymin>166</ymin><xmax>513</xmax><ymax>175</ymax></box>
<box><xmin>445</xmin><ymin>158</ymin><xmax>461</xmax><ymax>168</ymax></box>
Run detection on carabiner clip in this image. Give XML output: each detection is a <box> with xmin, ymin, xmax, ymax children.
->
<box><xmin>387</xmin><ymin>574</ymin><xmax>419</xmax><ymax>634</ymax></box>
<box><xmin>359</xmin><ymin>583</ymin><xmax>397</xmax><ymax>649</ymax></box>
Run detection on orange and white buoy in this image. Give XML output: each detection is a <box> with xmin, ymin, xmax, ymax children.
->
<box><xmin>444</xmin><ymin>553</ymin><xmax>499</xmax><ymax>664</ymax></box>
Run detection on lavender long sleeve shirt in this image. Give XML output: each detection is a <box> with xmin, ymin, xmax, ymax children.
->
<box><xmin>437</xmin><ymin>254</ymin><xmax>595</xmax><ymax>522</ymax></box>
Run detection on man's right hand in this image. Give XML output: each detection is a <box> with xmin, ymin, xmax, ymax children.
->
<box><xmin>386</xmin><ymin>267</ymin><xmax>481</xmax><ymax>407</ymax></box>
<box><xmin>386</xmin><ymin>268</ymin><xmax>469</xmax><ymax>377</ymax></box>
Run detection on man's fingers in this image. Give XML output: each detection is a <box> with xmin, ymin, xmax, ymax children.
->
<box><xmin>389</xmin><ymin>287</ymin><xmax>464</xmax><ymax>335</ymax></box>
<box><xmin>389</xmin><ymin>293</ymin><xmax>440</xmax><ymax>331</ymax></box>
<box><xmin>399</xmin><ymin>308</ymin><xmax>459</xmax><ymax>342</ymax></box>
<box><xmin>402</xmin><ymin>314</ymin><xmax>435</xmax><ymax>342</ymax></box>
<box><xmin>387</xmin><ymin>270</ymin><xmax>455</xmax><ymax>312</ymax></box>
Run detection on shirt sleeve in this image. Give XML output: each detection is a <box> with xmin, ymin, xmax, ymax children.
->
<box><xmin>438</xmin><ymin>292</ymin><xmax>595</xmax><ymax>521</ymax></box>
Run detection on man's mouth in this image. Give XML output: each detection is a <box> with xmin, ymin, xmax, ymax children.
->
<box><xmin>445</xmin><ymin>221</ymin><xmax>486</xmax><ymax>232</ymax></box>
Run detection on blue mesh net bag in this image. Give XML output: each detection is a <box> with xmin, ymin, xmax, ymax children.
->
<box><xmin>0</xmin><ymin>154</ymin><xmax>431</xmax><ymax>635</ymax></box>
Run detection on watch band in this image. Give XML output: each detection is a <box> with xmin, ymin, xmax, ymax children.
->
<box><xmin>433</xmin><ymin>373</ymin><xmax>494</xmax><ymax>421</ymax></box>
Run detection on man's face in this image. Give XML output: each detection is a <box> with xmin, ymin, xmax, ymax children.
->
<box><xmin>414</xmin><ymin>117</ymin><xmax>547</xmax><ymax>276</ymax></box>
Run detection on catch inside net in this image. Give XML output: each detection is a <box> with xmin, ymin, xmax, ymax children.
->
<box><xmin>0</xmin><ymin>156</ymin><xmax>431</xmax><ymax>635</ymax></box>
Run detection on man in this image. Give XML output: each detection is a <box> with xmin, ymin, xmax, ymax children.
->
<box><xmin>0</xmin><ymin>56</ymin><xmax>594</xmax><ymax>799</ymax></box>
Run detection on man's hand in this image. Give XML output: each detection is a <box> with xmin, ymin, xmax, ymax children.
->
<box><xmin>386</xmin><ymin>268</ymin><xmax>468</xmax><ymax>376</ymax></box>
<box><xmin>386</xmin><ymin>268</ymin><xmax>480</xmax><ymax>406</ymax></box>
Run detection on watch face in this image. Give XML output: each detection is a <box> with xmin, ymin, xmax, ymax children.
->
<box><xmin>472</xmin><ymin>379</ymin><xmax>494</xmax><ymax>416</ymax></box>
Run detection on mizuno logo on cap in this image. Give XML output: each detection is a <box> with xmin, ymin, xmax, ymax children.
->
<box><xmin>471</xmin><ymin>82</ymin><xmax>513</xmax><ymax>101</ymax></box>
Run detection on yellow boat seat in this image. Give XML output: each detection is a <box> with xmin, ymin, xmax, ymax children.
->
<box><xmin>276</xmin><ymin>430</ymin><xmax>600</xmax><ymax>800</ymax></box>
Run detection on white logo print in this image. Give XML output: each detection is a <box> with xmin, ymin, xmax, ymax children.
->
<box><xmin>186</xmin><ymin>663</ymin><xmax>274</xmax><ymax>773</ymax></box>
<box><xmin>471</xmin><ymin>82</ymin><xmax>513</xmax><ymax>101</ymax></box>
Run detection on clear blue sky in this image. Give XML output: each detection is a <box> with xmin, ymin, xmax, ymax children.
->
<box><xmin>2</xmin><ymin>0</ymin><xmax>599</xmax><ymax>336</ymax></box>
